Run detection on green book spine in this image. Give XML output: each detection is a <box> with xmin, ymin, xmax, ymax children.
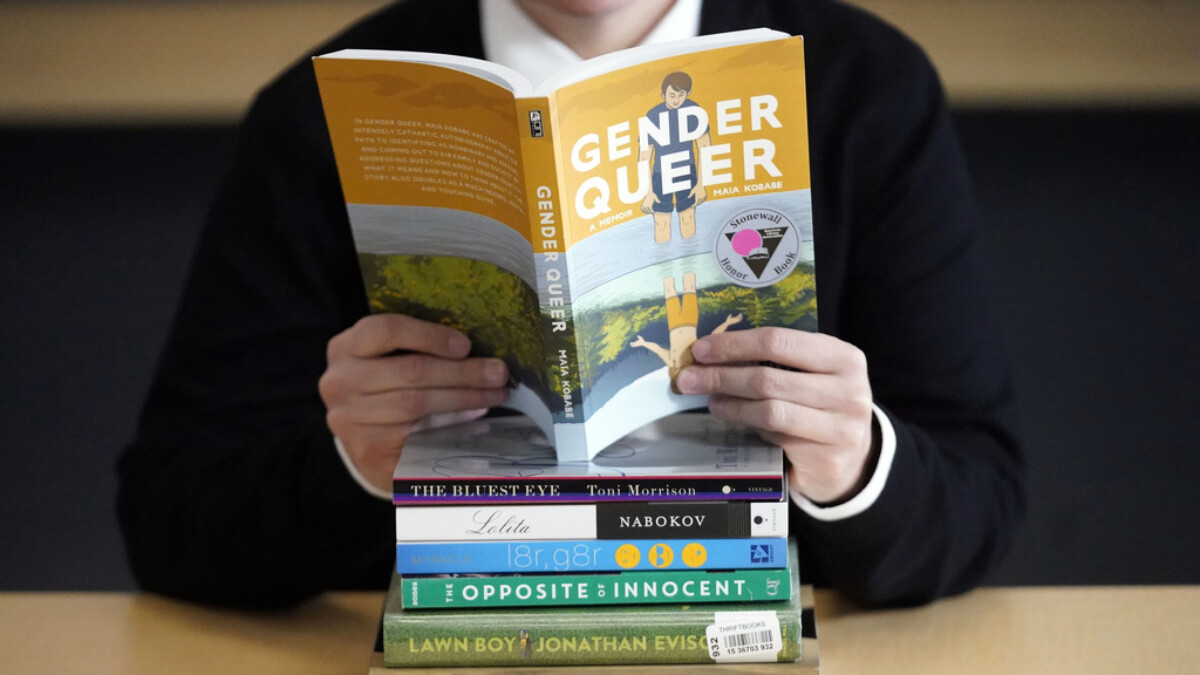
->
<box><xmin>384</xmin><ymin>541</ymin><xmax>801</xmax><ymax>667</ymax></box>
<box><xmin>402</xmin><ymin>565</ymin><xmax>791</xmax><ymax>609</ymax></box>
<box><xmin>384</xmin><ymin>596</ymin><xmax>801</xmax><ymax>667</ymax></box>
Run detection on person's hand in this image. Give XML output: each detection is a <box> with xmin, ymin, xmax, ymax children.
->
<box><xmin>675</xmin><ymin>327</ymin><xmax>877</xmax><ymax>504</ymax></box>
<box><xmin>641</xmin><ymin>190</ymin><xmax>659</xmax><ymax>214</ymax></box>
<box><xmin>689</xmin><ymin>182</ymin><xmax>707</xmax><ymax>206</ymax></box>
<box><xmin>318</xmin><ymin>313</ymin><xmax>510</xmax><ymax>492</ymax></box>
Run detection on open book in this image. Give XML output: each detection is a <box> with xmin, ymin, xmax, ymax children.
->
<box><xmin>314</xmin><ymin>29</ymin><xmax>817</xmax><ymax>461</ymax></box>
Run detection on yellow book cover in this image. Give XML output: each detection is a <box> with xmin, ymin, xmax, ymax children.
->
<box><xmin>313</xmin><ymin>29</ymin><xmax>816</xmax><ymax>461</ymax></box>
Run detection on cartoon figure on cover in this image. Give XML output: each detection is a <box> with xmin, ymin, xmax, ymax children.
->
<box><xmin>639</xmin><ymin>71</ymin><xmax>711</xmax><ymax>244</ymax></box>
<box><xmin>631</xmin><ymin>272</ymin><xmax>742</xmax><ymax>394</ymax></box>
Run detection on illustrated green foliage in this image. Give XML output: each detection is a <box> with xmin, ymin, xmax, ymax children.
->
<box><xmin>357</xmin><ymin>254</ymin><xmax>817</xmax><ymax>400</ymax></box>
<box><xmin>575</xmin><ymin>265</ymin><xmax>817</xmax><ymax>388</ymax></box>
<box><xmin>771</xmin><ymin>266</ymin><xmax>819</xmax><ymax>328</ymax></box>
<box><xmin>577</xmin><ymin>303</ymin><xmax>663</xmax><ymax>389</ymax></box>
<box><xmin>358</xmin><ymin>253</ymin><xmax>545</xmax><ymax>377</ymax></box>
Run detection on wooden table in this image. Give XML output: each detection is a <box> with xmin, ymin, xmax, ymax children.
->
<box><xmin>2</xmin><ymin>586</ymin><xmax>1197</xmax><ymax>674</ymax></box>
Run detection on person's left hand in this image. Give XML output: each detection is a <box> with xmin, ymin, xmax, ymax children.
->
<box><xmin>675</xmin><ymin>327</ymin><xmax>877</xmax><ymax>504</ymax></box>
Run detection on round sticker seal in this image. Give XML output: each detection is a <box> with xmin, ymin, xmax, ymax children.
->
<box><xmin>713</xmin><ymin>207</ymin><xmax>801</xmax><ymax>288</ymax></box>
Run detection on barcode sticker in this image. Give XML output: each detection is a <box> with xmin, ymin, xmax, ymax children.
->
<box><xmin>706</xmin><ymin>611</ymin><xmax>782</xmax><ymax>663</ymax></box>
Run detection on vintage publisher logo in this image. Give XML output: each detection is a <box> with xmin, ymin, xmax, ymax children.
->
<box><xmin>713</xmin><ymin>207</ymin><xmax>801</xmax><ymax>288</ymax></box>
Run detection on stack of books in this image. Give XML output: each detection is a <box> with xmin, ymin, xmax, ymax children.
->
<box><xmin>377</xmin><ymin>413</ymin><xmax>806</xmax><ymax>667</ymax></box>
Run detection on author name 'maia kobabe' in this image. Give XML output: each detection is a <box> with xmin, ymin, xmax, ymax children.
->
<box><xmin>402</xmin><ymin>484</ymin><xmax>698</xmax><ymax>497</ymax></box>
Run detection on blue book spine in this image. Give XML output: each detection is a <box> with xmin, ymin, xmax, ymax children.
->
<box><xmin>395</xmin><ymin>537</ymin><xmax>788</xmax><ymax>574</ymax></box>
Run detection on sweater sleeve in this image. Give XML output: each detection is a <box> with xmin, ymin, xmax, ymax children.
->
<box><xmin>116</xmin><ymin>63</ymin><xmax>394</xmax><ymax>609</ymax></box>
<box><xmin>791</xmin><ymin>9</ymin><xmax>1024</xmax><ymax>607</ymax></box>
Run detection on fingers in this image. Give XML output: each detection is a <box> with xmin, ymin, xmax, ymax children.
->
<box><xmin>321</xmin><ymin>313</ymin><xmax>512</xmax><ymax>494</ymax></box>
<box><xmin>678</xmin><ymin>365</ymin><xmax>859</xmax><ymax>413</ymax></box>
<box><xmin>328</xmin><ymin>314</ymin><xmax>471</xmax><ymax>360</ymax></box>
<box><xmin>326</xmin><ymin>386</ymin><xmax>508</xmax><ymax>429</ymax></box>
<box><xmin>674</xmin><ymin>326</ymin><xmax>877</xmax><ymax>504</ymax></box>
<box><xmin>319</xmin><ymin>313</ymin><xmax>511</xmax><ymax>442</ymax></box>
<box><xmin>691</xmin><ymin>326</ymin><xmax>867</xmax><ymax>375</ymax></box>
<box><xmin>701</xmin><ymin>387</ymin><xmax>875</xmax><ymax>504</ymax></box>
<box><xmin>761</xmin><ymin>431</ymin><xmax>876</xmax><ymax>504</ymax></box>
<box><xmin>706</xmin><ymin>395</ymin><xmax>870</xmax><ymax>450</ymax></box>
<box><xmin>323</xmin><ymin>350</ymin><xmax>509</xmax><ymax>398</ymax></box>
<box><xmin>678</xmin><ymin>328</ymin><xmax>871</xmax><ymax>414</ymax></box>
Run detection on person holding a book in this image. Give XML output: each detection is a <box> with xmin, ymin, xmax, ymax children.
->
<box><xmin>118</xmin><ymin>0</ymin><xmax>1024</xmax><ymax>610</ymax></box>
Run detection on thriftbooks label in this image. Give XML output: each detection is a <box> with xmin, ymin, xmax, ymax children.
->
<box><xmin>706</xmin><ymin>611</ymin><xmax>783</xmax><ymax>663</ymax></box>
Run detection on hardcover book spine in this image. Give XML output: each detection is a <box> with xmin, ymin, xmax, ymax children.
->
<box><xmin>395</xmin><ymin>500</ymin><xmax>788</xmax><ymax>541</ymax></box>
<box><xmin>401</xmin><ymin>566</ymin><xmax>792</xmax><ymax>609</ymax></box>
<box><xmin>517</xmin><ymin>96</ymin><xmax>583</xmax><ymax>430</ymax></box>
<box><xmin>395</xmin><ymin>537</ymin><xmax>787</xmax><ymax>574</ymax></box>
<box><xmin>383</xmin><ymin>605</ymin><xmax>801</xmax><ymax>667</ymax></box>
<box><xmin>393</xmin><ymin>475</ymin><xmax>785</xmax><ymax>504</ymax></box>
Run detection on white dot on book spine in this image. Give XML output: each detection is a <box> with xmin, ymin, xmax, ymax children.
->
<box><xmin>722</xmin><ymin>485</ymin><xmax>732</xmax><ymax>494</ymax></box>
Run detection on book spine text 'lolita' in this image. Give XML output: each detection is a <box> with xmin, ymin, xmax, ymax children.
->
<box><xmin>395</xmin><ymin>499</ymin><xmax>787</xmax><ymax>541</ymax></box>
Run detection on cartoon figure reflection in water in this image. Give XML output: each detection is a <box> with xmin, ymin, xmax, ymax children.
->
<box><xmin>630</xmin><ymin>272</ymin><xmax>742</xmax><ymax>393</ymax></box>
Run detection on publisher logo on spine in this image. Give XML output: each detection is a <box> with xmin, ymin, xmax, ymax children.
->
<box><xmin>713</xmin><ymin>207</ymin><xmax>800</xmax><ymax>288</ymax></box>
<box><xmin>528</xmin><ymin>110</ymin><xmax>544</xmax><ymax>138</ymax></box>
<box><xmin>749</xmin><ymin>543</ymin><xmax>775</xmax><ymax>564</ymax></box>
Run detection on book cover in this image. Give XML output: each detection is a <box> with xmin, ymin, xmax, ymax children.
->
<box><xmin>382</xmin><ymin>541</ymin><xmax>803</xmax><ymax>667</ymax></box>
<box><xmin>400</xmin><ymin>546</ymin><xmax>794</xmax><ymax>609</ymax></box>
<box><xmin>395</xmin><ymin>499</ymin><xmax>788</xmax><ymax>541</ymax></box>
<box><xmin>395</xmin><ymin>537</ymin><xmax>787</xmax><ymax>575</ymax></box>
<box><xmin>314</xmin><ymin>29</ymin><xmax>817</xmax><ymax>461</ymax></box>
<box><xmin>392</xmin><ymin>413</ymin><xmax>785</xmax><ymax>505</ymax></box>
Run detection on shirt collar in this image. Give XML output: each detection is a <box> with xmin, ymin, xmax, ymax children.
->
<box><xmin>482</xmin><ymin>0</ymin><xmax>703</xmax><ymax>88</ymax></box>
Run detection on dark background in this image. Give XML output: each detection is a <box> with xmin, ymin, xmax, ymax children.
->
<box><xmin>2</xmin><ymin>107</ymin><xmax>1198</xmax><ymax>591</ymax></box>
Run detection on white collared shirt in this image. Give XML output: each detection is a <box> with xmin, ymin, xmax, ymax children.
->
<box><xmin>481</xmin><ymin>0</ymin><xmax>703</xmax><ymax>88</ymax></box>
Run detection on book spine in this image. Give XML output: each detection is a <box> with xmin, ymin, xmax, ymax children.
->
<box><xmin>401</xmin><ymin>566</ymin><xmax>792</xmax><ymax>609</ymax></box>
<box><xmin>517</xmin><ymin>96</ymin><xmax>583</xmax><ymax>429</ymax></box>
<box><xmin>383</xmin><ymin>605</ymin><xmax>801</xmax><ymax>667</ymax></box>
<box><xmin>395</xmin><ymin>500</ymin><xmax>788</xmax><ymax>541</ymax></box>
<box><xmin>395</xmin><ymin>537</ymin><xmax>787</xmax><ymax>574</ymax></box>
<box><xmin>393</xmin><ymin>475</ymin><xmax>785</xmax><ymax>504</ymax></box>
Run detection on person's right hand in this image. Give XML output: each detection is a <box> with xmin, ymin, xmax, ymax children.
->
<box><xmin>318</xmin><ymin>313</ymin><xmax>510</xmax><ymax>493</ymax></box>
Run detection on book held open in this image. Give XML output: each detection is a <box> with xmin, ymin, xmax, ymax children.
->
<box><xmin>314</xmin><ymin>29</ymin><xmax>817</xmax><ymax>460</ymax></box>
